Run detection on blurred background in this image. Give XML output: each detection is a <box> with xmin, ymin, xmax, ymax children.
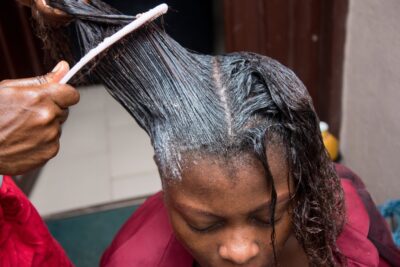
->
<box><xmin>1</xmin><ymin>0</ymin><xmax>399</xmax><ymax>265</ymax></box>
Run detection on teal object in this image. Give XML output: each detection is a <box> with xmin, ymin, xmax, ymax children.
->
<box><xmin>46</xmin><ymin>204</ymin><xmax>140</xmax><ymax>267</ymax></box>
<box><xmin>379</xmin><ymin>199</ymin><xmax>400</xmax><ymax>247</ymax></box>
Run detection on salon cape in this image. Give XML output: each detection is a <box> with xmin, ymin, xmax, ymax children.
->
<box><xmin>0</xmin><ymin>165</ymin><xmax>398</xmax><ymax>266</ymax></box>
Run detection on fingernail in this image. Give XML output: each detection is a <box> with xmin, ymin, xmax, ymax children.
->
<box><xmin>52</xmin><ymin>62</ymin><xmax>62</xmax><ymax>73</ymax></box>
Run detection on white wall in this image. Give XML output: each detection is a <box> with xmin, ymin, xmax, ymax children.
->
<box><xmin>341</xmin><ymin>0</ymin><xmax>400</xmax><ymax>204</ymax></box>
<box><xmin>31</xmin><ymin>86</ymin><xmax>161</xmax><ymax>216</ymax></box>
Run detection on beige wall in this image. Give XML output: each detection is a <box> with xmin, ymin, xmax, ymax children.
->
<box><xmin>341</xmin><ymin>0</ymin><xmax>400</xmax><ymax>204</ymax></box>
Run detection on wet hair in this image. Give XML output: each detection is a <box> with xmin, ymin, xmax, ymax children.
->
<box><xmin>35</xmin><ymin>0</ymin><xmax>345</xmax><ymax>265</ymax></box>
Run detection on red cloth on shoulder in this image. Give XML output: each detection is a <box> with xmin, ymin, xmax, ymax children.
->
<box><xmin>337</xmin><ymin>179</ymin><xmax>380</xmax><ymax>266</ymax></box>
<box><xmin>100</xmin><ymin>191</ymin><xmax>192</xmax><ymax>267</ymax></box>
<box><xmin>0</xmin><ymin>175</ymin><xmax>73</xmax><ymax>267</ymax></box>
<box><xmin>100</xmin><ymin>176</ymin><xmax>392</xmax><ymax>267</ymax></box>
<box><xmin>0</xmin><ymin>167</ymin><xmax>396</xmax><ymax>267</ymax></box>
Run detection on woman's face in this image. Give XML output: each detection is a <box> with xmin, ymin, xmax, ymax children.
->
<box><xmin>163</xmin><ymin>146</ymin><xmax>297</xmax><ymax>267</ymax></box>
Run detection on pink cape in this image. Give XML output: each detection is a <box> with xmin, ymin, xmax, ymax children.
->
<box><xmin>0</xmin><ymin>175</ymin><xmax>73</xmax><ymax>267</ymax></box>
<box><xmin>0</xmin><ymin>167</ymin><xmax>397</xmax><ymax>266</ymax></box>
<box><xmin>99</xmin><ymin>180</ymin><xmax>386</xmax><ymax>267</ymax></box>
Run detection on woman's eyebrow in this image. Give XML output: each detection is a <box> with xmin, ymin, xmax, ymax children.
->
<box><xmin>174</xmin><ymin>193</ymin><xmax>290</xmax><ymax>218</ymax></box>
<box><xmin>249</xmin><ymin>193</ymin><xmax>291</xmax><ymax>215</ymax></box>
<box><xmin>175</xmin><ymin>202</ymin><xmax>223</xmax><ymax>219</ymax></box>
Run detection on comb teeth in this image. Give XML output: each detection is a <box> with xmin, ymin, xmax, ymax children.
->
<box><xmin>60</xmin><ymin>3</ymin><xmax>168</xmax><ymax>84</ymax></box>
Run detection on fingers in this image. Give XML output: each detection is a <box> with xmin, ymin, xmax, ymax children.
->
<box><xmin>0</xmin><ymin>76</ymin><xmax>48</xmax><ymax>87</ymax></box>
<box><xmin>46</xmin><ymin>83</ymin><xmax>80</xmax><ymax>109</ymax></box>
<box><xmin>41</xmin><ymin>103</ymin><xmax>70</xmax><ymax>125</ymax></box>
<box><xmin>47</xmin><ymin>61</ymin><xmax>70</xmax><ymax>83</ymax></box>
<box><xmin>59</xmin><ymin>108</ymin><xmax>69</xmax><ymax>124</ymax></box>
<box><xmin>0</xmin><ymin>61</ymin><xmax>79</xmax><ymax>109</ymax></box>
<box><xmin>0</xmin><ymin>61</ymin><xmax>69</xmax><ymax>87</ymax></box>
<box><xmin>45</xmin><ymin>61</ymin><xmax>80</xmax><ymax>108</ymax></box>
<box><xmin>33</xmin><ymin>0</ymin><xmax>72</xmax><ymax>25</ymax></box>
<box><xmin>36</xmin><ymin>0</ymin><xmax>67</xmax><ymax>17</ymax></box>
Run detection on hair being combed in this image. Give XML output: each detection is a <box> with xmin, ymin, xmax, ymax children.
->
<box><xmin>36</xmin><ymin>0</ymin><xmax>345</xmax><ymax>265</ymax></box>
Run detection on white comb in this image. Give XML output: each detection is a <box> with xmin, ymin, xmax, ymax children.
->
<box><xmin>60</xmin><ymin>3</ymin><xmax>168</xmax><ymax>84</ymax></box>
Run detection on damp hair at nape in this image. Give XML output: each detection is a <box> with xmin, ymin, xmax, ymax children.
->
<box><xmin>36</xmin><ymin>0</ymin><xmax>346</xmax><ymax>265</ymax></box>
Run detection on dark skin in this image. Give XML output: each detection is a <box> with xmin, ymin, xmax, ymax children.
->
<box><xmin>0</xmin><ymin>61</ymin><xmax>80</xmax><ymax>175</ymax></box>
<box><xmin>0</xmin><ymin>2</ymin><xmax>81</xmax><ymax>175</ymax></box>
<box><xmin>17</xmin><ymin>0</ymin><xmax>71</xmax><ymax>25</ymax></box>
<box><xmin>163</xmin><ymin>145</ymin><xmax>309</xmax><ymax>267</ymax></box>
<box><xmin>17</xmin><ymin>0</ymin><xmax>90</xmax><ymax>25</ymax></box>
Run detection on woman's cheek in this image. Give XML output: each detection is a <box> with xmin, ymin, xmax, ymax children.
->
<box><xmin>171</xmin><ymin>218</ymin><xmax>217</xmax><ymax>265</ymax></box>
<box><xmin>168</xmin><ymin>211</ymin><xmax>210</xmax><ymax>252</ymax></box>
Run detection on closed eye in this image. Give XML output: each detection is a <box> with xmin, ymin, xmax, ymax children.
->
<box><xmin>188</xmin><ymin>222</ymin><xmax>224</xmax><ymax>233</ymax></box>
<box><xmin>249</xmin><ymin>216</ymin><xmax>281</xmax><ymax>227</ymax></box>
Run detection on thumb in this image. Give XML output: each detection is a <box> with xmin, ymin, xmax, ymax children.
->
<box><xmin>46</xmin><ymin>61</ymin><xmax>70</xmax><ymax>83</ymax></box>
<box><xmin>0</xmin><ymin>61</ymin><xmax>70</xmax><ymax>87</ymax></box>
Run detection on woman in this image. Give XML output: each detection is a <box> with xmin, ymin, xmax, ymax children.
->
<box><xmin>1</xmin><ymin>0</ymin><xmax>399</xmax><ymax>266</ymax></box>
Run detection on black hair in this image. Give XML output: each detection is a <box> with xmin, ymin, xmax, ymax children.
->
<box><xmin>35</xmin><ymin>0</ymin><xmax>345</xmax><ymax>265</ymax></box>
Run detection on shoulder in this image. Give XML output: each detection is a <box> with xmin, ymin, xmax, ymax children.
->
<box><xmin>335</xmin><ymin>164</ymin><xmax>400</xmax><ymax>266</ymax></box>
<box><xmin>100</xmin><ymin>191</ymin><xmax>192</xmax><ymax>267</ymax></box>
<box><xmin>337</xmin><ymin>176</ymin><xmax>379</xmax><ymax>266</ymax></box>
<box><xmin>0</xmin><ymin>176</ymin><xmax>73</xmax><ymax>267</ymax></box>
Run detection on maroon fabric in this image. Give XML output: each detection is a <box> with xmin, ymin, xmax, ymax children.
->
<box><xmin>100</xmin><ymin>192</ymin><xmax>192</xmax><ymax>267</ymax></box>
<box><xmin>100</xmin><ymin>171</ymin><xmax>394</xmax><ymax>267</ymax></box>
<box><xmin>337</xmin><ymin>179</ymin><xmax>379</xmax><ymax>266</ymax></box>
<box><xmin>335</xmin><ymin>164</ymin><xmax>400</xmax><ymax>267</ymax></box>
<box><xmin>1</xmin><ymin>165</ymin><xmax>398</xmax><ymax>267</ymax></box>
<box><xmin>0</xmin><ymin>175</ymin><xmax>73</xmax><ymax>267</ymax></box>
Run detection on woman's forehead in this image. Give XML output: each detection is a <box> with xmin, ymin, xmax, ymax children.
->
<box><xmin>164</xmin><ymin>148</ymin><xmax>289</xmax><ymax>203</ymax></box>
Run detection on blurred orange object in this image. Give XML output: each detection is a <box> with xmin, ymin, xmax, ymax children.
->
<box><xmin>320</xmin><ymin>121</ymin><xmax>339</xmax><ymax>161</ymax></box>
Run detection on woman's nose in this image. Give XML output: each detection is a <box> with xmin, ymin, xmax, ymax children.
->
<box><xmin>218</xmin><ymin>239</ymin><xmax>260</xmax><ymax>264</ymax></box>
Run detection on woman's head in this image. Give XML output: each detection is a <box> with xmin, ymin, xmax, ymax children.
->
<box><xmin>163</xmin><ymin>139</ymin><xmax>294</xmax><ymax>267</ymax></box>
<box><xmin>154</xmin><ymin>53</ymin><xmax>345</xmax><ymax>267</ymax></box>
<box><xmin>39</xmin><ymin>0</ymin><xmax>345</xmax><ymax>265</ymax></box>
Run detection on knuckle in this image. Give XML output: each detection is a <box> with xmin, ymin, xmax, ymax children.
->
<box><xmin>63</xmin><ymin>85</ymin><xmax>80</xmax><ymax>104</ymax></box>
<box><xmin>27</xmin><ymin>90</ymin><xmax>44</xmax><ymax>105</ymax></box>
<box><xmin>0</xmin><ymin>86</ymin><xmax>17</xmax><ymax>98</ymax></box>
<box><xmin>36</xmin><ymin>75</ymin><xmax>48</xmax><ymax>85</ymax></box>
<box><xmin>47</xmin><ymin>126</ymin><xmax>61</xmax><ymax>142</ymax></box>
<box><xmin>54</xmin><ymin>127</ymin><xmax>62</xmax><ymax>140</ymax></box>
<box><xmin>60</xmin><ymin>109</ymin><xmax>69</xmax><ymax>124</ymax></box>
<box><xmin>37</xmin><ymin>107</ymin><xmax>57</xmax><ymax>126</ymax></box>
<box><xmin>48</xmin><ymin>142</ymin><xmax>60</xmax><ymax>159</ymax></box>
<box><xmin>0</xmin><ymin>79</ymin><xmax>12</xmax><ymax>87</ymax></box>
<box><xmin>44</xmin><ymin>123</ymin><xmax>61</xmax><ymax>145</ymax></box>
<box><xmin>73</xmin><ymin>88</ymin><xmax>80</xmax><ymax>103</ymax></box>
<box><xmin>64</xmin><ymin>108</ymin><xmax>70</xmax><ymax>117</ymax></box>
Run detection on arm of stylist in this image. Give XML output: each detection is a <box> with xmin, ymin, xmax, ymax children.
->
<box><xmin>0</xmin><ymin>1</ymin><xmax>80</xmax><ymax>266</ymax></box>
<box><xmin>0</xmin><ymin>63</ymin><xmax>79</xmax><ymax>267</ymax></box>
<box><xmin>0</xmin><ymin>61</ymin><xmax>80</xmax><ymax>177</ymax></box>
<box><xmin>0</xmin><ymin>0</ymin><xmax>80</xmax><ymax>179</ymax></box>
